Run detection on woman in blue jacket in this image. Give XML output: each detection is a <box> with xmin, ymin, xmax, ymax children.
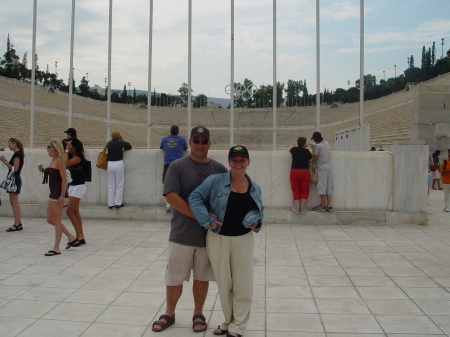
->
<box><xmin>189</xmin><ymin>145</ymin><xmax>264</xmax><ymax>337</ymax></box>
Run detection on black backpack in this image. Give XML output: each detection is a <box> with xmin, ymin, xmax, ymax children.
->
<box><xmin>83</xmin><ymin>159</ymin><xmax>92</xmax><ymax>182</ymax></box>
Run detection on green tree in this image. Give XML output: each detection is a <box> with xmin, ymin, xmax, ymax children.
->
<box><xmin>333</xmin><ymin>88</ymin><xmax>346</xmax><ymax>102</ymax></box>
<box><xmin>78</xmin><ymin>76</ymin><xmax>90</xmax><ymax>97</ymax></box>
<box><xmin>136</xmin><ymin>93</ymin><xmax>148</xmax><ymax>104</ymax></box>
<box><xmin>120</xmin><ymin>85</ymin><xmax>128</xmax><ymax>103</ymax></box>
<box><xmin>254</xmin><ymin>85</ymin><xmax>270</xmax><ymax>108</ymax></box>
<box><xmin>178</xmin><ymin>82</ymin><xmax>193</xmax><ymax>106</ymax></box>
<box><xmin>284</xmin><ymin>79</ymin><xmax>306</xmax><ymax>107</ymax></box>
<box><xmin>20</xmin><ymin>52</ymin><xmax>29</xmax><ymax>79</ymax></box>
<box><xmin>344</xmin><ymin>87</ymin><xmax>359</xmax><ymax>103</ymax></box>
<box><xmin>0</xmin><ymin>34</ymin><xmax>21</xmax><ymax>79</ymax></box>
<box><xmin>193</xmin><ymin>93</ymin><xmax>208</xmax><ymax>107</ymax></box>
<box><xmin>355</xmin><ymin>74</ymin><xmax>376</xmax><ymax>89</ymax></box>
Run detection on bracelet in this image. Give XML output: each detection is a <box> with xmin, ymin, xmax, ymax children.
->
<box><xmin>65</xmin><ymin>150</ymin><xmax>69</xmax><ymax>153</ymax></box>
<box><xmin>60</xmin><ymin>195</ymin><xmax>65</xmax><ymax>198</ymax></box>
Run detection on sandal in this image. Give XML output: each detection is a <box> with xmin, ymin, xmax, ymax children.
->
<box><xmin>6</xmin><ymin>224</ymin><xmax>23</xmax><ymax>232</ymax></box>
<box><xmin>45</xmin><ymin>250</ymin><xmax>61</xmax><ymax>256</ymax></box>
<box><xmin>152</xmin><ymin>314</ymin><xmax>175</xmax><ymax>332</ymax></box>
<box><xmin>213</xmin><ymin>325</ymin><xmax>229</xmax><ymax>335</ymax></box>
<box><xmin>192</xmin><ymin>314</ymin><xmax>207</xmax><ymax>333</ymax></box>
<box><xmin>226</xmin><ymin>334</ymin><xmax>242</xmax><ymax>337</ymax></box>
<box><xmin>65</xmin><ymin>239</ymin><xmax>80</xmax><ymax>249</ymax></box>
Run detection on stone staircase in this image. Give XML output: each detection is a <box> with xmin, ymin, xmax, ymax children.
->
<box><xmin>2</xmin><ymin>73</ymin><xmax>449</xmax><ymax>150</ymax></box>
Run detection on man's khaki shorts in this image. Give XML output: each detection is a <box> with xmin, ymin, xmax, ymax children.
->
<box><xmin>165</xmin><ymin>242</ymin><xmax>215</xmax><ymax>286</ymax></box>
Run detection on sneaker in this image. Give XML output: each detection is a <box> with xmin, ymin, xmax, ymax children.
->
<box><xmin>165</xmin><ymin>203</ymin><xmax>172</xmax><ymax>214</ymax></box>
<box><xmin>312</xmin><ymin>205</ymin><xmax>327</xmax><ymax>212</ymax></box>
<box><xmin>326</xmin><ymin>207</ymin><xmax>333</xmax><ymax>213</ymax></box>
<box><xmin>444</xmin><ymin>208</ymin><xmax>450</xmax><ymax>212</ymax></box>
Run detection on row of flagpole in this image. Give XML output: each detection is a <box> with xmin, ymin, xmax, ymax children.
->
<box><xmin>28</xmin><ymin>0</ymin><xmax>364</xmax><ymax>150</ymax></box>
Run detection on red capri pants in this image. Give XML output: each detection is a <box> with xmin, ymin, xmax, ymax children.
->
<box><xmin>290</xmin><ymin>169</ymin><xmax>311</xmax><ymax>200</ymax></box>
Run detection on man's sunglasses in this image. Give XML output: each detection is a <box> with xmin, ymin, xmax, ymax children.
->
<box><xmin>192</xmin><ymin>139</ymin><xmax>209</xmax><ymax>145</ymax></box>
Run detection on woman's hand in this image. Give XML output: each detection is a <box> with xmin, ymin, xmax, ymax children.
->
<box><xmin>209</xmin><ymin>220</ymin><xmax>222</xmax><ymax>230</ymax></box>
<box><xmin>66</xmin><ymin>140</ymin><xmax>72</xmax><ymax>151</ymax></box>
<box><xmin>248</xmin><ymin>220</ymin><xmax>259</xmax><ymax>230</ymax></box>
<box><xmin>207</xmin><ymin>212</ymin><xmax>220</xmax><ymax>229</ymax></box>
<box><xmin>59</xmin><ymin>196</ymin><xmax>65</xmax><ymax>207</ymax></box>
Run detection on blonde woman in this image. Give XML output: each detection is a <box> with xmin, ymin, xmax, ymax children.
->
<box><xmin>107</xmin><ymin>130</ymin><xmax>132</xmax><ymax>208</ymax></box>
<box><xmin>38</xmin><ymin>139</ymin><xmax>78</xmax><ymax>256</ymax></box>
<box><xmin>1</xmin><ymin>138</ymin><xmax>25</xmax><ymax>231</ymax></box>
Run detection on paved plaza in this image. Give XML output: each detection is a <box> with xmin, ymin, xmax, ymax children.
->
<box><xmin>0</xmin><ymin>189</ymin><xmax>449</xmax><ymax>337</ymax></box>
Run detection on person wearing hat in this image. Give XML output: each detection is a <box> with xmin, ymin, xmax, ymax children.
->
<box><xmin>62</xmin><ymin>127</ymin><xmax>84</xmax><ymax>153</ymax></box>
<box><xmin>159</xmin><ymin>125</ymin><xmax>188</xmax><ymax>214</ymax></box>
<box><xmin>153</xmin><ymin>126</ymin><xmax>227</xmax><ymax>333</ymax></box>
<box><xmin>189</xmin><ymin>145</ymin><xmax>264</xmax><ymax>337</ymax></box>
<box><xmin>310</xmin><ymin>131</ymin><xmax>333</xmax><ymax>212</ymax></box>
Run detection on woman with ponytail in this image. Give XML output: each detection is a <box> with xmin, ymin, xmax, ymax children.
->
<box><xmin>1</xmin><ymin>138</ymin><xmax>25</xmax><ymax>231</ymax></box>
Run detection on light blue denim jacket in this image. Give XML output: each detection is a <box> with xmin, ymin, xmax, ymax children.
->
<box><xmin>189</xmin><ymin>171</ymin><xmax>264</xmax><ymax>234</ymax></box>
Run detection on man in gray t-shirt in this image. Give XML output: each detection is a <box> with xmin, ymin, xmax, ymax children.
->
<box><xmin>152</xmin><ymin>126</ymin><xmax>227</xmax><ymax>333</ymax></box>
<box><xmin>311</xmin><ymin>131</ymin><xmax>333</xmax><ymax>212</ymax></box>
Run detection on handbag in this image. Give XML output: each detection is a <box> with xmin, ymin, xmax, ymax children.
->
<box><xmin>96</xmin><ymin>144</ymin><xmax>108</xmax><ymax>170</ymax></box>
<box><xmin>430</xmin><ymin>164</ymin><xmax>437</xmax><ymax>172</ymax></box>
<box><xmin>309</xmin><ymin>164</ymin><xmax>318</xmax><ymax>183</ymax></box>
<box><xmin>0</xmin><ymin>171</ymin><xmax>17</xmax><ymax>193</ymax></box>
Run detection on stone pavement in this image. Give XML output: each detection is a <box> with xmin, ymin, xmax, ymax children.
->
<box><xmin>0</xmin><ymin>189</ymin><xmax>449</xmax><ymax>337</ymax></box>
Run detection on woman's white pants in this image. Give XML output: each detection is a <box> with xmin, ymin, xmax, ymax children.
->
<box><xmin>107</xmin><ymin>160</ymin><xmax>124</xmax><ymax>207</ymax></box>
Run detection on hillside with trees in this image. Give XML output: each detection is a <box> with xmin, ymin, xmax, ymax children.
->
<box><xmin>1</xmin><ymin>34</ymin><xmax>449</xmax><ymax>108</ymax></box>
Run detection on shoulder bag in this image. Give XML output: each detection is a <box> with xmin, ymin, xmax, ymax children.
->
<box><xmin>0</xmin><ymin>171</ymin><xmax>17</xmax><ymax>193</ymax></box>
<box><xmin>309</xmin><ymin>163</ymin><xmax>318</xmax><ymax>183</ymax></box>
<box><xmin>96</xmin><ymin>144</ymin><xmax>108</xmax><ymax>170</ymax></box>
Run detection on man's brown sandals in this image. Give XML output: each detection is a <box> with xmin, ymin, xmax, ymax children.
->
<box><xmin>152</xmin><ymin>314</ymin><xmax>175</xmax><ymax>332</ymax></box>
<box><xmin>192</xmin><ymin>314</ymin><xmax>207</xmax><ymax>332</ymax></box>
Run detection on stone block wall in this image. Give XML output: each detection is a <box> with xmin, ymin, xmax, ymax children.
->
<box><xmin>0</xmin><ymin>144</ymin><xmax>428</xmax><ymax>225</ymax></box>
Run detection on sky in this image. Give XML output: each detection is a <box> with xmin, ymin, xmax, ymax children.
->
<box><xmin>1</xmin><ymin>0</ymin><xmax>449</xmax><ymax>99</ymax></box>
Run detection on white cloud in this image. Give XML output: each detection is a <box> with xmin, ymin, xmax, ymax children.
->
<box><xmin>1</xmin><ymin>0</ymin><xmax>449</xmax><ymax>97</ymax></box>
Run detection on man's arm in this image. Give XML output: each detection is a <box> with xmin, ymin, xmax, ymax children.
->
<box><xmin>166</xmin><ymin>192</ymin><xmax>195</xmax><ymax>219</ymax></box>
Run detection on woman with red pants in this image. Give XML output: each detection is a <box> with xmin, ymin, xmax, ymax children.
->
<box><xmin>289</xmin><ymin>137</ymin><xmax>313</xmax><ymax>213</ymax></box>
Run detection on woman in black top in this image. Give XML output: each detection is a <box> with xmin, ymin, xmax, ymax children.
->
<box><xmin>289</xmin><ymin>137</ymin><xmax>313</xmax><ymax>213</ymax></box>
<box><xmin>189</xmin><ymin>146</ymin><xmax>264</xmax><ymax>337</ymax></box>
<box><xmin>106</xmin><ymin>130</ymin><xmax>132</xmax><ymax>208</ymax></box>
<box><xmin>64</xmin><ymin>138</ymin><xmax>87</xmax><ymax>246</ymax></box>
<box><xmin>1</xmin><ymin>138</ymin><xmax>25</xmax><ymax>231</ymax></box>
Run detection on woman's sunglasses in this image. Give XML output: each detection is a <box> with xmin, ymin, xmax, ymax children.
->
<box><xmin>47</xmin><ymin>145</ymin><xmax>54</xmax><ymax>149</ymax></box>
<box><xmin>192</xmin><ymin>139</ymin><xmax>208</xmax><ymax>145</ymax></box>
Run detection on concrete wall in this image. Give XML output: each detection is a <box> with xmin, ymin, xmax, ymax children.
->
<box><xmin>0</xmin><ymin>144</ymin><xmax>428</xmax><ymax>225</ymax></box>
<box><xmin>411</xmin><ymin>84</ymin><xmax>450</xmax><ymax>152</ymax></box>
<box><xmin>334</xmin><ymin>123</ymin><xmax>370</xmax><ymax>151</ymax></box>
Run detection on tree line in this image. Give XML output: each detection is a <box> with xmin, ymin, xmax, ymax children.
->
<box><xmin>1</xmin><ymin>34</ymin><xmax>449</xmax><ymax>108</ymax></box>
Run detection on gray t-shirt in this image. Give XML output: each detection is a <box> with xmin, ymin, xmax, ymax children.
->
<box><xmin>163</xmin><ymin>156</ymin><xmax>227</xmax><ymax>247</ymax></box>
<box><xmin>315</xmin><ymin>141</ymin><xmax>332</xmax><ymax>170</ymax></box>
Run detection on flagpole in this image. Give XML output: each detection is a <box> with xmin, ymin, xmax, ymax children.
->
<box><xmin>147</xmin><ymin>0</ymin><xmax>153</xmax><ymax>148</ymax></box>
